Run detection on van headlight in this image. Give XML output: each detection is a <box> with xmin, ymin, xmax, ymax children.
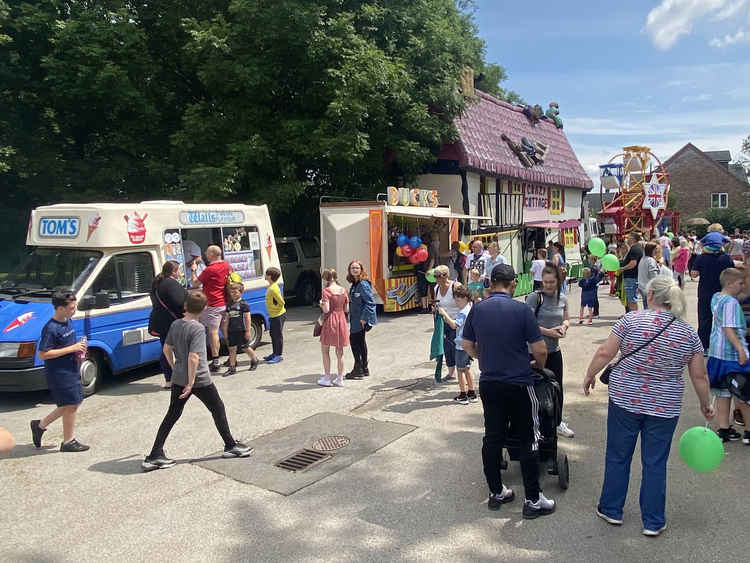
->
<box><xmin>0</xmin><ymin>342</ymin><xmax>37</xmax><ymax>358</ymax></box>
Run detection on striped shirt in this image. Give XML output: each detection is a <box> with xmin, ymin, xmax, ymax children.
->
<box><xmin>709</xmin><ymin>293</ymin><xmax>748</xmax><ymax>361</ymax></box>
<box><xmin>609</xmin><ymin>310</ymin><xmax>703</xmax><ymax>418</ymax></box>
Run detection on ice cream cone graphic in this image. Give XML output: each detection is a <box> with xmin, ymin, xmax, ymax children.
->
<box><xmin>87</xmin><ymin>214</ymin><xmax>101</xmax><ymax>241</ymax></box>
<box><xmin>265</xmin><ymin>235</ymin><xmax>273</xmax><ymax>259</ymax></box>
<box><xmin>4</xmin><ymin>312</ymin><xmax>33</xmax><ymax>333</ymax></box>
<box><xmin>124</xmin><ymin>211</ymin><xmax>148</xmax><ymax>244</ymax></box>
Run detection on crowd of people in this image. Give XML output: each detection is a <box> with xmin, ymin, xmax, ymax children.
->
<box><xmin>17</xmin><ymin>223</ymin><xmax>750</xmax><ymax>536</ymax></box>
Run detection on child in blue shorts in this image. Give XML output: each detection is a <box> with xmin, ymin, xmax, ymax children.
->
<box><xmin>578</xmin><ymin>267</ymin><xmax>601</xmax><ymax>325</ymax></box>
<box><xmin>438</xmin><ymin>285</ymin><xmax>476</xmax><ymax>404</ymax></box>
<box><xmin>706</xmin><ymin>268</ymin><xmax>750</xmax><ymax>443</ymax></box>
<box><xmin>30</xmin><ymin>290</ymin><xmax>89</xmax><ymax>452</ymax></box>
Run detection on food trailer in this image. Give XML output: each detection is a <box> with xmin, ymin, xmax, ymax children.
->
<box><xmin>320</xmin><ymin>188</ymin><xmax>490</xmax><ymax>312</ymax></box>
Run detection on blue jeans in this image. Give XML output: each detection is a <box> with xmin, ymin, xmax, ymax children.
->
<box><xmin>598</xmin><ymin>401</ymin><xmax>678</xmax><ymax>530</ymax></box>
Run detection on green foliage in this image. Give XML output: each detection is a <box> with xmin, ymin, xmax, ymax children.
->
<box><xmin>700</xmin><ymin>208</ymin><xmax>750</xmax><ymax>233</ymax></box>
<box><xmin>0</xmin><ymin>0</ymin><xmax>520</xmax><ymax>256</ymax></box>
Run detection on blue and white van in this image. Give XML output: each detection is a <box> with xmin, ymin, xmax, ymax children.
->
<box><xmin>0</xmin><ymin>201</ymin><xmax>281</xmax><ymax>395</ymax></box>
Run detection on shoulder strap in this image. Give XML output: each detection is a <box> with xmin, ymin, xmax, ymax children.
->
<box><xmin>154</xmin><ymin>282</ymin><xmax>179</xmax><ymax>320</ymax></box>
<box><xmin>534</xmin><ymin>291</ymin><xmax>544</xmax><ymax>317</ymax></box>
<box><xmin>611</xmin><ymin>315</ymin><xmax>676</xmax><ymax>368</ymax></box>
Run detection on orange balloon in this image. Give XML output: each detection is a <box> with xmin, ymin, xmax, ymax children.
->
<box><xmin>0</xmin><ymin>427</ymin><xmax>15</xmax><ymax>453</ymax></box>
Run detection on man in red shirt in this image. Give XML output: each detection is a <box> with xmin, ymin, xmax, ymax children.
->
<box><xmin>191</xmin><ymin>245</ymin><xmax>232</xmax><ymax>371</ymax></box>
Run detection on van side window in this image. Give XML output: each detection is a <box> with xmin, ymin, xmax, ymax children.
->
<box><xmin>278</xmin><ymin>242</ymin><xmax>298</xmax><ymax>264</ymax></box>
<box><xmin>88</xmin><ymin>252</ymin><xmax>155</xmax><ymax>304</ymax></box>
<box><xmin>222</xmin><ymin>226</ymin><xmax>263</xmax><ymax>282</ymax></box>
<box><xmin>300</xmin><ymin>238</ymin><xmax>320</xmax><ymax>258</ymax></box>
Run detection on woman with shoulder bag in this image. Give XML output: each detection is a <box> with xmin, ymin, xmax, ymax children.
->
<box><xmin>317</xmin><ymin>269</ymin><xmax>350</xmax><ymax>387</ymax></box>
<box><xmin>149</xmin><ymin>261</ymin><xmax>186</xmax><ymax>388</ymax></box>
<box><xmin>346</xmin><ymin>261</ymin><xmax>377</xmax><ymax>380</ymax></box>
<box><xmin>583</xmin><ymin>276</ymin><xmax>714</xmax><ymax>536</ymax></box>
<box><xmin>525</xmin><ymin>264</ymin><xmax>573</xmax><ymax>437</ymax></box>
<box><xmin>433</xmin><ymin>265</ymin><xmax>460</xmax><ymax>382</ymax></box>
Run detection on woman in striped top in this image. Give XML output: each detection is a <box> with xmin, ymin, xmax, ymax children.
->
<box><xmin>583</xmin><ymin>276</ymin><xmax>714</xmax><ymax>537</ymax></box>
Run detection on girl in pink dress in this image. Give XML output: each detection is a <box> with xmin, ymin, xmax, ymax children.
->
<box><xmin>317</xmin><ymin>269</ymin><xmax>350</xmax><ymax>387</ymax></box>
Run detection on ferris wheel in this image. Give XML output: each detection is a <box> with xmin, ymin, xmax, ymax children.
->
<box><xmin>599</xmin><ymin>145</ymin><xmax>671</xmax><ymax>236</ymax></box>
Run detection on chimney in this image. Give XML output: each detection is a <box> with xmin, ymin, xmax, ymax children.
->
<box><xmin>460</xmin><ymin>67</ymin><xmax>474</xmax><ymax>98</ymax></box>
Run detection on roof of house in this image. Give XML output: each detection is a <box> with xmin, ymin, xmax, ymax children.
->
<box><xmin>438</xmin><ymin>90</ymin><xmax>593</xmax><ymax>190</ymax></box>
<box><xmin>663</xmin><ymin>143</ymin><xmax>749</xmax><ymax>188</ymax></box>
<box><xmin>584</xmin><ymin>191</ymin><xmax>616</xmax><ymax>213</ymax></box>
<box><xmin>704</xmin><ymin>150</ymin><xmax>731</xmax><ymax>163</ymax></box>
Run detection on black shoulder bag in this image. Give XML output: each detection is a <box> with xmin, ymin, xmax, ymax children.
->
<box><xmin>599</xmin><ymin>315</ymin><xmax>676</xmax><ymax>384</ymax></box>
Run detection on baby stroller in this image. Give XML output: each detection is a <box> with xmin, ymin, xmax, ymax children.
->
<box><xmin>500</xmin><ymin>367</ymin><xmax>569</xmax><ymax>490</ymax></box>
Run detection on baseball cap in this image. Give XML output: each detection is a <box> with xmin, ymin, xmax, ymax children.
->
<box><xmin>490</xmin><ymin>263</ymin><xmax>516</xmax><ymax>283</ymax></box>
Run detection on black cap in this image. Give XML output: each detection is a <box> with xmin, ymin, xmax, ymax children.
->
<box><xmin>491</xmin><ymin>263</ymin><xmax>516</xmax><ymax>283</ymax></box>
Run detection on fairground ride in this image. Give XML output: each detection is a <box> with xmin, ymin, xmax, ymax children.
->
<box><xmin>598</xmin><ymin>145</ymin><xmax>679</xmax><ymax>237</ymax></box>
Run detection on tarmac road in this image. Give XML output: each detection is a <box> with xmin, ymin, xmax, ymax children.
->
<box><xmin>1</xmin><ymin>281</ymin><xmax>747</xmax><ymax>562</ymax></box>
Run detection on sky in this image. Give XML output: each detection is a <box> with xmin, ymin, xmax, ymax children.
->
<box><xmin>473</xmin><ymin>0</ymin><xmax>750</xmax><ymax>187</ymax></box>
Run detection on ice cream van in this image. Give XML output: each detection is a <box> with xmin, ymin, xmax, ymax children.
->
<box><xmin>0</xmin><ymin>201</ymin><xmax>281</xmax><ymax>395</ymax></box>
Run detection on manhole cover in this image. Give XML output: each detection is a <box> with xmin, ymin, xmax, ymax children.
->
<box><xmin>275</xmin><ymin>449</ymin><xmax>332</xmax><ymax>472</ymax></box>
<box><xmin>311</xmin><ymin>435</ymin><xmax>351</xmax><ymax>451</ymax></box>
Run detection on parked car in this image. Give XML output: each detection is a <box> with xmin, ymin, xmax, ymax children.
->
<box><xmin>277</xmin><ymin>236</ymin><xmax>321</xmax><ymax>305</ymax></box>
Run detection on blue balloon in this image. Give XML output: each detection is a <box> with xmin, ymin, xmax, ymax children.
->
<box><xmin>397</xmin><ymin>234</ymin><xmax>408</xmax><ymax>247</ymax></box>
<box><xmin>409</xmin><ymin>236</ymin><xmax>421</xmax><ymax>249</ymax></box>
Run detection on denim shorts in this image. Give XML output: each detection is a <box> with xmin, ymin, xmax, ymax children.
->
<box><xmin>624</xmin><ymin>278</ymin><xmax>639</xmax><ymax>304</ymax></box>
<box><xmin>455</xmin><ymin>349</ymin><xmax>472</xmax><ymax>369</ymax></box>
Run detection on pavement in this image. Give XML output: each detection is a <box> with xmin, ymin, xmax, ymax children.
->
<box><xmin>1</xmin><ymin>281</ymin><xmax>748</xmax><ymax>562</ymax></box>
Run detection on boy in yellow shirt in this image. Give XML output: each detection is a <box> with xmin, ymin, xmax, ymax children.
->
<box><xmin>264</xmin><ymin>267</ymin><xmax>286</xmax><ymax>364</ymax></box>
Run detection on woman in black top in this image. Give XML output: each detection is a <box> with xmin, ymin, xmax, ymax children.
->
<box><xmin>149</xmin><ymin>261</ymin><xmax>186</xmax><ymax>387</ymax></box>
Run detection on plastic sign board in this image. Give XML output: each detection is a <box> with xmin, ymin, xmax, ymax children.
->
<box><xmin>642</xmin><ymin>178</ymin><xmax>667</xmax><ymax>220</ymax></box>
<box><xmin>179</xmin><ymin>210</ymin><xmax>245</xmax><ymax>225</ymax></box>
<box><xmin>39</xmin><ymin>217</ymin><xmax>80</xmax><ymax>238</ymax></box>
<box><xmin>387</xmin><ymin>186</ymin><xmax>439</xmax><ymax>208</ymax></box>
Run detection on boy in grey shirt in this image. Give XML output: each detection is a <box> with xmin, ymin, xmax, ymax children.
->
<box><xmin>142</xmin><ymin>290</ymin><xmax>252</xmax><ymax>471</ymax></box>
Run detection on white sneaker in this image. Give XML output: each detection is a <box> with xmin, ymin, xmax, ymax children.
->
<box><xmin>642</xmin><ymin>524</ymin><xmax>667</xmax><ymax>537</ymax></box>
<box><xmin>317</xmin><ymin>376</ymin><xmax>333</xmax><ymax>387</ymax></box>
<box><xmin>557</xmin><ymin>421</ymin><xmax>575</xmax><ymax>438</ymax></box>
<box><xmin>332</xmin><ymin>377</ymin><xmax>344</xmax><ymax>387</ymax></box>
<box><xmin>522</xmin><ymin>492</ymin><xmax>556</xmax><ymax>519</ymax></box>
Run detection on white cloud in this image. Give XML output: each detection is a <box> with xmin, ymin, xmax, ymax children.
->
<box><xmin>709</xmin><ymin>28</ymin><xmax>750</xmax><ymax>46</ymax></box>
<box><xmin>681</xmin><ymin>93</ymin><xmax>713</xmax><ymax>102</ymax></box>
<box><xmin>645</xmin><ymin>0</ymin><xmax>725</xmax><ymax>50</ymax></box>
<box><xmin>644</xmin><ymin>0</ymin><xmax>750</xmax><ymax>49</ymax></box>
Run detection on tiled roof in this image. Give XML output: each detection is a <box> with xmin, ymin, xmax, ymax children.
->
<box><xmin>440</xmin><ymin>90</ymin><xmax>593</xmax><ymax>190</ymax></box>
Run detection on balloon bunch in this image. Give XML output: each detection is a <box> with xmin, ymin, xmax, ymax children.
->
<box><xmin>396</xmin><ymin>234</ymin><xmax>428</xmax><ymax>264</ymax></box>
<box><xmin>588</xmin><ymin>237</ymin><xmax>619</xmax><ymax>272</ymax></box>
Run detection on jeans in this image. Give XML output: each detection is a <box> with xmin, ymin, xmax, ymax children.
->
<box><xmin>598</xmin><ymin>401</ymin><xmax>678</xmax><ymax>530</ymax></box>
<box><xmin>159</xmin><ymin>335</ymin><xmax>172</xmax><ymax>382</ymax></box>
<box><xmin>269</xmin><ymin>313</ymin><xmax>286</xmax><ymax>357</ymax></box>
<box><xmin>149</xmin><ymin>383</ymin><xmax>236</xmax><ymax>458</ymax></box>
<box><xmin>479</xmin><ymin>380</ymin><xmax>541</xmax><ymax>501</ymax></box>
<box><xmin>350</xmin><ymin>329</ymin><xmax>368</xmax><ymax>371</ymax></box>
<box><xmin>443</xmin><ymin>326</ymin><xmax>456</xmax><ymax>368</ymax></box>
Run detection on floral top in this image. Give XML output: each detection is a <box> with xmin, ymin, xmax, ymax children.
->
<box><xmin>609</xmin><ymin>310</ymin><xmax>703</xmax><ymax>418</ymax></box>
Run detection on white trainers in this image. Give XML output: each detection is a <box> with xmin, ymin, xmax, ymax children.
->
<box><xmin>557</xmin><ymin>421</ymin><xmax>575</xmax><ymax>438</ymax></box>
<box><xmin>643</xmin><ymin>524</ymin><xmax>667</xmax><ymax>537</ymax></box>
<box><xmin>522</xmin><ymin>492</ymin><xmax>556</xmax><ymax>519</ymax></box>
<box><xmin>317</xmin><ymin>376</ymin><xmax>333</xmax><ymax>387</ymax></box>
<box><xmin>331</xmin><ymin>377</ymin><xmax>344</xmax><ymax>387</ymax></box>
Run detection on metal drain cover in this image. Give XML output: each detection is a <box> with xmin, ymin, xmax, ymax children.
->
<box><xmin>311</xmin><ymin>435</ymin><xmax>351</xmax><ymax>451</ymax></box>
<box><xmin>275</xmin><ymin>449</ymin><xmax>332</xmax><ymax>472</ymax></box>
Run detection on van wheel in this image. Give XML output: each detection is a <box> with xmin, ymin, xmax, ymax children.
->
<box><xmin>297</xmin><ymin>277</ymin><xmax>316</xmax><ymax>305</ymax></box>
<box><xmin>80</xmin><ymin>350</ymin><xmax>106</xmax><ymax>396</ymax></box>
<box><xmin>248</xmin><ymin>317</ymin><xmax>263</xmax><ymax>349</ymax></box>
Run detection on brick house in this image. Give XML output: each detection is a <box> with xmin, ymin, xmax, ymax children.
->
<box><xmin>662</xmin><ymin>143</ymin><xmax>749</xmax><ymax>217</ymax></box>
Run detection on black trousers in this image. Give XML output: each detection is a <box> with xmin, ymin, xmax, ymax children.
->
<box><xmin>545</xmin><ymin>349</ymin><xmax>564</xmax><ymax>407</ymax></box>
<box><xmin>350</xmin><ymin>329</ymin><xmax>368</xmax><ymax>371</ymax></box>
<box><xmin>443</xmin><ymin>326</ymin><xmax>456</xmax><ymax>368</ymax></box>
<box><xmin>159</xmin><ymin>334</ymin><xmax>172</xmax><ymax>382</ymax></box>
<box><xmin>479</xmin><ymin>380</ymin><xmax>541</xmax><ymax>501</ymax></box>
<box><xmin>269</xmin><ymin>313</ymin><xmax>286</xmax><ymax>356</ymax></box>
<box><xmin>697</xmin><ymin>296</ymin><xmax>712</xmax><ymax>351</ymax></box>
<box><xmin>149</xmin><ymin>383</ymin><xmax>235</xmax><ymax>458</ymax></box>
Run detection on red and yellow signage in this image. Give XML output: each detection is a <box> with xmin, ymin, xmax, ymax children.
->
<box><xmin>387</xmin><ymin>186</ymin><xmax>439</xmax><ymax>207</ymax></box>
<box><xmin>369</xmin><ymin>209</ymin><xmax>385</xmax><ymax>302</ymax></box>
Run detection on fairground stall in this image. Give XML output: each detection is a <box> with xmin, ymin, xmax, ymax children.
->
<box><xmin>320</xmin><ymin>188</ymin><xmax>489</xmax><ymax>312</ymax></box>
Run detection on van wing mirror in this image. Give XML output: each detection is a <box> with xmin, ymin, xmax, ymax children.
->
<box><xmin>94</xmin><ymin>292</ymin><xmax>111</xmax><ymax>309</ymax></box>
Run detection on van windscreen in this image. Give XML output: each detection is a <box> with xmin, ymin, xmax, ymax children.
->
<box><xmin>0</xmin><ymin>248</ymin><xmax>102</xmax><ymax>299</ymax></box>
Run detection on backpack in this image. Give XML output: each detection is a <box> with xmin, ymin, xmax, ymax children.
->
<box><xmin>532</xmin><ymin>290</ymin><xmax>544</xmax><ymax>317</ymax></box>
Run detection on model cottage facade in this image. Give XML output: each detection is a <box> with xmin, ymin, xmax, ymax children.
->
<box><xmin>414</xmin><ymin>89</ymin><xmax>593</xmax><ymax>268</ymax></box>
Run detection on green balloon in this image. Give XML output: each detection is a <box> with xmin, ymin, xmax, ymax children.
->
<box><xmin>600</xmin><ymin>253</ymin><xmax>619</xmax><ymax>272</ymax></box>
<box><xmin>425</xmin><ymin>269</ymin><xmax>436</xmax><ymax>283</ymax></box>
<box><xmin>587</xmin><ymin>237</ymin><xmax>606</xmax><ymax>258</ymax></box>
<box><xmin>679</xmin><ymin>426</ymin><xmax>724</xmax><ymax>472</ymax></box>
<box><xmin>667</xmin><ymin>232</ymin><xmax>675</xmax><ymax>239</ymax></box>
